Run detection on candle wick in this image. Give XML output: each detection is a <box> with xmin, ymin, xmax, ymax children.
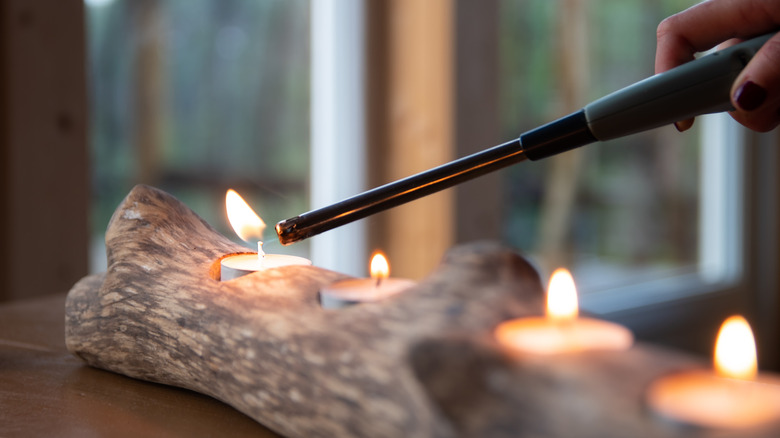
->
<box><xmin>375</xmin><ymin>276</ymin><xmax>382</xmax><ymax>288</ymax></box>
<box><xmin>257</xmin><ymin>241</ymin><xmax>266</xmax><ymax>266</ymax></box>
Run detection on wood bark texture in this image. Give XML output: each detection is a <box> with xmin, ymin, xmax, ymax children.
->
<box><xmin>66</xmin><ymin>185</ymin><xmax>779</xmax><ymax>438</ymax></box>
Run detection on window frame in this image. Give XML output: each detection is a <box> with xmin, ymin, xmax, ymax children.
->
<box><xmin>588</xmin><ymin>125</ymin><xmax>780</xmax><ymax>368</ymax></box>
<box><xmin>581</xmin><ymin>114</ymin><xmax>747</xmax><ymax>316</ymax></box>
<box><xmin>309</xmin><ymin>0</ymin><xmax>367</xmax><ymax>277</ymax></box>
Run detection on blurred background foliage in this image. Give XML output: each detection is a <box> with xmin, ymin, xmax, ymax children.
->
<box><xmin>499</xmin><ymin>0</ymin><xmax>700</xmax><ymax>289</ymax></box>
<box><xmin>86</xmin><ymin>0</ymin><xmax>310</xmax><ymax>270</ymax></box>
<box><xmin>86</xmin><ymin>0</ymin><xmax>699</xmax><ymax>287</ymax></box>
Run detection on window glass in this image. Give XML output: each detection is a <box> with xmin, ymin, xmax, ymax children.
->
<box><xmin>498</xmin><ymin>0</ymin><xmax>730</xmax><ymax>304</ymax></box>
<box><xmin>86</xmin><ymin>0</ymin><xmax>310</xmax><ymax>271</ymax></box>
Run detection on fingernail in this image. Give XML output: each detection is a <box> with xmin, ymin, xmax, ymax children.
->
<box><xmin>734</xmin><ymin>81</ymin><xmax>767</xmax><ymax>111</ymax></box>
<box><xmin>674</xmin><ymin>119</ymin><xmax>694</xmax><ymax>132</ymax></box>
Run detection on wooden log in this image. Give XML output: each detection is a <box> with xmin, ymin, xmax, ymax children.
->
<box><xmin>66</xmin><ymin>185</ymin><xmax>779</xmax><ymax>438</ymax></box>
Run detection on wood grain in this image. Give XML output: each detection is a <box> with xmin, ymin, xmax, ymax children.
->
<box><xmin>0</xmin><ymin>294</ymin><xmax>278</xmax><ymax>438</ymax></box>
<box><xmin>366</xmin><ymin>0</ymin><xmax>455</xmax><ymax>280</ymax></box>
<box><xmin>66</xmin><ymin>185</ymin><xmax>780</xmax><ymax>437</ymax></box>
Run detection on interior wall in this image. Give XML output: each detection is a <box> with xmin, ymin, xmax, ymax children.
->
<box><xmin>0</xmin><ymin>0</ymin><xmax>88</xmax><ymax>301</ymax></box>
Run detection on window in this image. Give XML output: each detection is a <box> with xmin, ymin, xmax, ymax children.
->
<box><xmin>86</xmin><ymin>0</ymin><xmax>311</xmax><ymax>271</ymax></box>
<box><xmin>84</xmin><ymin>0</ymin><xmax>780</xmax><ymax>365</ymax></box>
<box><xmin>498</xmin><ymin>0</ymin><xmax>779</xmax><ymax>361</ymax></box>
<box><xmin>500</xmin><ymin>0</ymin><xmax>704</xmax><ymax>295</ymax></box>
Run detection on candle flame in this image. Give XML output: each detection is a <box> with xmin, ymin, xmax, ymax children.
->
<box><xmin>546</xmin><ymin>268</ymin><xmax>578</xmax><ymax>322</ymax></box>
<box><xmin>714</xmin><ymin>315</ymin><xmax>757</xmax><ymax>380</ymax></box>
<box><xmin>370</xmin><ymin>251</ymin><xmax>390</xmax><ymax>280</ymax></box>
<box><xmin>225</xmin><ymin>189</ymin><xmax>266</xmax><ymax>243</ymax></box>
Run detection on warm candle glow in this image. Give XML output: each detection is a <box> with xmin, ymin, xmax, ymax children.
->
<box><xmin>319</xmin><ymin>250</ymin><xmax>415</xmax><ymax>308</ymax></box>
<box><xmin>220</xmin><ymin>189</ymin><xmax>310</xmax><ymax>280</ymax></box>
<box><xmin>370</xmin><ymin>252</ymin><xmax>390</xmax><ymax>281</ymax></box>
<box><xmin>225</xmin><ymin>189</ymin><xmax>266</xmax><ymax>242</ymax></box>
<box><xmin>546</xmin><ymin>268</ymin><xmax>578</xmax><ymax>322</ymax></box>
<box><xmin>714</xmin><ymin>315</ymin><xmax>757</xmax><ymax>380</ymax></box>
<box><xmin>646</xmin><ymin>315</ymin><xmax>780</xmax><ymax>429</ymax></box>
<box><xmin>494</xmin><ymin>267</ymin><xmax>632</xmax><ymax>355</ymax></box>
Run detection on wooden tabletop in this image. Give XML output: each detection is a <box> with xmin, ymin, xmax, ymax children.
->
<box><xmin>0</xmin><ymin>293</ymin><xmax>281</xmax><ymax>438</ymax></box>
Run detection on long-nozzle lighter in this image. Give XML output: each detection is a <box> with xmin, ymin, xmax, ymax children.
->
<box><xmin>277</xmin><ymin>32</ymin><xmax>775</xmax><ymax>246</ymax></box>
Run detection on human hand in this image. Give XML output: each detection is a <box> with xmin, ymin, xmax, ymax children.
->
<box><xmin>656</xmin><ymin>0</ymin><xmax>780</xmax><ymax>132</ymax></box>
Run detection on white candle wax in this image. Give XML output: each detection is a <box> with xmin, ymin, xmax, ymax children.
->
<box><xmin>319</xmin><ymin>277</ymin><xmax>416</xmax><ymax>309</ymax></box>
<box><xmin>220</xmin><ymin>242</ymin><xmax>311</xmax><ymax>281</ymax></box>
<box><xmin>494</xmin><ymin>316</ymin><xmax>633</xmax><ymax>355</ymax></box>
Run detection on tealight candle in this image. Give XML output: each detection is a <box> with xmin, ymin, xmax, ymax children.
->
<box><xmin>319</xmin><ymin>251</ymin><xmax>415</xmax><ymax>309</ymax></box>
<box><xmin>220</xmin><ymin>189</ymin><xmax>311</xmax><ymax>281</ymax></box>
<box><xmin>646</xmin><ymin>315</ymin><xmax>780</xmax><ymax>429</ymax></box>
<box><xmin>220</xmin><ymin>242</ymin><xmax>311</xmax><ymax>280</ymax></box>
<box><xmin>494</xmin><ymin>268</ymin><xmax>633</xmax><ymax>355</ymax></box>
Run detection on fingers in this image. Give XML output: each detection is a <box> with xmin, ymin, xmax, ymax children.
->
<box><xmin>674</xmin><ymin>119</ymin><xmax>695</xmax><ymax>133</ymax></box>
<box><xmin>730</xmin><ymin>33</ymin><xmax>780</xmax><ymax>131</ymax></box>
<box><xmin>656</xmin><ymin>0</ymin><xmax>780</xmax><ymax>132</ymax></box>
<box><xmin>656</xmin><ymin>0</ymin><xmax>780</xmax><ymax>74</ymax></box>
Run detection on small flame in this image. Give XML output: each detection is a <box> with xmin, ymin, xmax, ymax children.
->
<box><xmin>225</xmin><ymin>189</ymin><xmax>266</xmax><ymax>243</ymax></box>
<box><xmin>370</xmin><ymin>251</ymin><xmax>390</xmax><ymax>280</ymax></box>
<box><xmin>714</xmin><ymin>315</ymin><xmax>757</xmax><ymax>380</ymax></box>
<box><xmin>546</xmin><ymin>268</ymin><xmax>578</xmax><ymax>322</ymax></box>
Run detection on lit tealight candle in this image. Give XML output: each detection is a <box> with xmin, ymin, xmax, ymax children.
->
<box><xmin>646</xmin><ymin>315</ymin><xmax>780</xmax><ymax>429</ymax></box>
<box><xmin>494</xmin><ymin>268</ymin><xmax>633</xmax><ymax>355</ymax></box>
<box><xmin>319</xmin><ymin>251</ymin><xmax>416</xmax><ymax>309</ymax></box>
<box><xmin>220</xmin><ymin>189</ymin><xmax>311</xmax><ymax>281</ymax></box>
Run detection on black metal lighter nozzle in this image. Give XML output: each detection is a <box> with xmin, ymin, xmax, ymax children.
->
<box><xmin>276</xmin><ymin>111</ymin><xmax>597</xmax><ymax>245</ymax></box>
<box><xmin>276</xmin><ymin>139</ymin><xmax>526</xmax><ymax>245</ymax></box>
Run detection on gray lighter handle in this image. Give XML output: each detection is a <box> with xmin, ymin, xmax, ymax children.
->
<box><xmin>584</xmin><ymin>32</ymin><xmax>775</xmax><ymax>141</ymax></box>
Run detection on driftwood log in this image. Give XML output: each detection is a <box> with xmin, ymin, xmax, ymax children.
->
<box><xmin>66</xmin><ymin>185</ymin><xmax>779</xmax><ymax>438</ymax></box>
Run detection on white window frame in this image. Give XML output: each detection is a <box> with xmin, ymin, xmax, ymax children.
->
<box><xmin>309</xmin><ymin>0</ymin><xmax>366</xmax><ymax>276</ymax></box>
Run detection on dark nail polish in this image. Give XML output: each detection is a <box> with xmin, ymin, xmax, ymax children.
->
<box><xmin>734</xmin><ymin>81</ymin><xmax>767</xmax><ymax>111</ymax></box>
<box><xmin>674</xmin><ymin>119</ymin><xmax>694</xmax><ymax>132</ymax></box>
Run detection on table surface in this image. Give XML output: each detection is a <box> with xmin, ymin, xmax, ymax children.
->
<box><xmin>0</xmin><ymin>293</ymin><xmax>282</xmax><ymax>438</ymax></box>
